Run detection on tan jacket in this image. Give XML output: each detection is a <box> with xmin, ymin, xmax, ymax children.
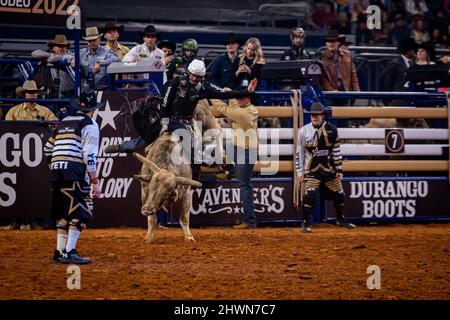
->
<box><xmin>209</xmin><ymin>99</ymin><xmax>258</xmax><ymax>150</ymax></box>
<box><xmin>6</xmin><ymin>103</ymin><xmax>58</xmax><ymax>121</ymax></box>
<box><xmin>320</xmin><ymin>49</ymin><xmax>360</xmax><ymax>91</ymax></box>
<box><xmin>104</xmin><ymin>42</ymin><xmax>130</xmax><ymax>60</ymax></box>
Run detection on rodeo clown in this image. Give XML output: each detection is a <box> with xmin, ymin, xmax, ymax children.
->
<box><xmin>44</xmin><ymin>91</ymin><xmax>102</xmax><ymax>264</ymax></box>
<box><xmin>295</xmin><ymin>102</ymin><xmax>356</xmax><ymax>233</ymax></box>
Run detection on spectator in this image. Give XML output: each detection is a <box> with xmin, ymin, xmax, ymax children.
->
<box><xmin>236</xmin><ymin>37</ymin><xmax>265</xmax><ymax>88</ymax></box>
<box><xmin>123</xmin><ymin>25</ymin><xmax>165</xmax><ymax>64</ymax></box>
<box><xmin>355</xmin><ymin>13</ymin><xmax>373</xmax><ymax>45</ymax></box>
<box><xmin>320</xmin><ymin>30</ymin><xmax>360</xmax><ymax>92</ymax></box>
<box><xmin>371</xmin><ymin>10</ymin><xmax>390</xmax><ymax>45</ymax></box>
<box><xmin>80</xmin><ymin>27</ymin><xmax>121</xmax><ymax>90</ymax></box>
<box><xmin>5</xmin><ymin>80</ymin><xmax>58</xmax><ymax>230</ymax></box>
<box><xmin>415</xmin><ymin>42</ymin><xmax>436</xmax><ymax>65</ymax></box>
<box><xmin>349</xmin><ymin>1</ymin><xmax>368</xmax><ymax>24</ymax></box>
<box><xmin>331</xmin><ymin>12</ymin><xmax>352</xmax><ymax>35</ymax></box>
<box><xmin>429</xmin><ymin>28</ymin><xmax>445</xmax><ymax>48</ymax></box>
<box><xmin>411</xmin><ymin>18</ymin><xmax>430</xmax><ymax>44</ymax></box>
<box><xmin>307</xmin><ymin>1</ymin><xmax>337</xmax><ymax>30</ymax></box>
<box><xmin>101</xmin><ymin>21</ymin><xmax>130</xmax><ymax>60</ymax></box>
<box><xmin>44</xmin><ymin>91</ymin><xmax>102</xmax><ymax>264</ymax></box>
<box><xmin>122</xmin><ymin>25</ymin><xmax>166</xmax><ymax>84</ymax></box>
<box><xmin>439</xmin><ymin>39</ymin><xmax>450</xmax><ymax>64</ymax></box>
<box><xmin>6</xmin><ymin>80</ymin><xmax>58</xmax><ymax>121</ymax></box>
<box><xmin>413</xmin><ymin>42</ymin><xmax>437</xmax><ymax>92</ymax></box>
<box><xmin>388</xmin><ymin>14</ymin><xmax>411</xmax><ymax>46</ymax></box>
<box><xmin>428</xmin><ymin>8</ymin><xmax>449</xmax><ymax>38</ymax></box>
<box><xmin>445</xmin><ymin>24</ymin><xmax>450</xmax><ymax>44</ymax></box>
<box><xmin>209</xmin><ymin>90</ymin><xmax>259</xmax><ymax>229</ymax></box>
<box><xmin>280</xmin><ymin>27</ymin><xmax>312</xmax><ymax>61</ymax></box>
<box><xmin>157</xmin><ymin>40</ymin><xmax>176</xmax><ymax>67</ymax></box>
<box><xmin>384</xmin><ymin>37</ymin><xmax>417</xmax><ymax>92</ymax></box>
<box><xmin>166</xmin><ymin>38</ymin><xmax>199</xmax><ymax>79</ymax></box>
<box><xmin>31</xmin><ymin>35</ymin><xmax>75</xmax><ymax>98</ymax></box>
<box><xmin>209</xmin><ymin>33</ymin><xmax>243</xmax><ymax>89</ymax></box>
<box><xmin>295</xmin><ymin>102</ymin><xmax>355</xmax><ymax>233</ymax></box>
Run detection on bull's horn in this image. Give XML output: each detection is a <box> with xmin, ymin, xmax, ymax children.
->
<box><xmin>133</xmin><ymin>152</ymin><xmax>161</xmax><ymax>173</ymax></box>
<box><xmin>175</xmin><ymin>177</ymin><xmax>203</xmax><ymax>188</ymax></box>
<box><xmin>134</xmin><ymin>174</ymin><xmax>152</xmax><ymax>182</ymax></box>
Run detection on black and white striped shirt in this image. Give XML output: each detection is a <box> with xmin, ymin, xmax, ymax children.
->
<box><xmin>44</xmin><ymin>111</ymin><xmax>99</xmax><ymax>182</ymax></box>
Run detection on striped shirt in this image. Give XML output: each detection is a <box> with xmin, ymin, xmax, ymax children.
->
<box><xmin>44</xmin><ymin>111</ymin><xmax>99</xmax><ymax>182</ymax></box>
<box><xmin>295</xmin><ymin>121</ymin><xmax>343</xmax><ymax>177</ymax></box>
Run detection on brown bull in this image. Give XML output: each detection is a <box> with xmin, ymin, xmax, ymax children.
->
<box><xmin>133</xmin><ymin>133</ymin><xmax>202</xmax><ymax>243</ymax></box>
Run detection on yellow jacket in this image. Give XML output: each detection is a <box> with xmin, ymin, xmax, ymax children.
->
<box><xmin>209</xmin><ymin>99</ymin><xmax>258</xmax><ymax>150</ymax></box>
<box><xmin>5</xmin><ymin>103</ymin><xmax>58</xmax><ymax>121</ymax></box>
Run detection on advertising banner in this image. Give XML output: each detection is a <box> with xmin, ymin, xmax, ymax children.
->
<box><xmin>326</xmin><ymin>178</ymin><xmax>450</xmax><ymax>221</ymax></box>
<box><xmin>0</xmin><ymin>0</ymin><xmax>86</xmax><ymax>28</ymax></box>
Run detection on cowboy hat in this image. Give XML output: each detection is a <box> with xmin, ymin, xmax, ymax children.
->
<box><xmin>324</xmin><ymin>30</ymin><xmax>340</xmax><ymax>42</ymax></box>
<box><xmin>100</xmin><ymin>21</ymin><xmax>125</xmax><ymax>35</ymax></box>
<box><xmin>47</xmin><ymin>35</ymin><xmax>70</xmax><ymax>48</ymax></box>
<box><xmin>83</xmin><ymin>27</ymin><xmax>103</xmax><ymax>41</ymax></box>
<box><xmin>398</xmin><ymin>37</ymin><xmax>418</xmax><ymax>53</ymax></box>
<box><xmin>305</xmin><ymin>102</ymin><xmax>326</xmax><ymax>114</ymax></box>
<box><xmin>157</xmin><ymin>39</ymin><xmax>176</xmax><ymax>53</ymax></box>
<box><xmin>138</xmin><ymin>25</ymin><xmax>161</xmax><ymax>39</ymax></box>
<box><xmin>221</xmin><ymin>33</ymin><xmax>244</xmax><ymax>46</ymax></box>
<box><xmin>71</xmin><ymin>91</ymin><xmax>105</xmax><ymax>112</ymax></box>
<box><xmin>16</xmin><ymin>80</ymin><xmax>44</xmax><ymax>94</ymax></box>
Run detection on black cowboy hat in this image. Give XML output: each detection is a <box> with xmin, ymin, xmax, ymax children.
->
<box><xmin>100</xmin><ymin>21</ymin><xmax>125</xmax><ymax>35</ymax></box>
<box><xmin>398</xmin><ymin>37</ymin><xmax>418</xmax><ymax>53</ymax></box>
<box><xmin>324</xmin><ymin>30</ymin><xmax>340</xmax><ymax>42</ymax></box>
<box><xmin>138</xmin><ymin>25</ymin><xmax>162</xmax><ymax>40</ymax></box>
<box><xmin>221</xmin><ymin>33</ymin><xmax>244</xmax><ymax>46</ymax></box>
<box><xmin>305</xmin><ymin>101</ymin><xmax>326</xmax><ymax>114</ymax></box>
<box><xmin>70</xmin><ymin>91</ymin><xmax>105</xmax><ymax>112</ymax></box>
<box><xmin>157</xmin><ymin>39</ymin><xmax>176</xmax><ymax>53</ymax></box>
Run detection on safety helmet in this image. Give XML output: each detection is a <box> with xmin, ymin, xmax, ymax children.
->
<box><xmin>187</xmin><ymin>59</ymin><xmax>206</xmax><ymax>76</ymax></box>
<box><xmin>290</xmin><ymin>27</ymin><xmax>306</xmax><ymax>40</ymax></box>
<box><xmin>181</xmin><ymin>38</ymin><xmax>198</xmax><ymax>53</ymax></box>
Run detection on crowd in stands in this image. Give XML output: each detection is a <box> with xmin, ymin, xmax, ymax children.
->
<box><xmin>306</xmin><ymin>0</ymin><xmax>450</xmax><ymax>48</ymax></box>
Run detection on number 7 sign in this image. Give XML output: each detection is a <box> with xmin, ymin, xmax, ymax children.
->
<box><xmin>385</xmin><ymin>129</ymin><xmax>405</xmax><ymax>153</ymax></box>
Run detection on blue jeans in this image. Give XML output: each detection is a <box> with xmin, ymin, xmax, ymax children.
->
<box><xmin>119</xmin><ymin>137</ymin><xmax>148</xmax><ymax>153</ymax></box>
<box><xmin>233</xmin><ymin>146</ymin><xmax>257</xmax><ymax>226</ymax></box>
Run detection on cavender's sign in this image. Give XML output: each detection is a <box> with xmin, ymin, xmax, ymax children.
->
<box><xmin>0</xmin><ymin>0</ymin><xmax>86</xmax><ymax>27</ymax></box>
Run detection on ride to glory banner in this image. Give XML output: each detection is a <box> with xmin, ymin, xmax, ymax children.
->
<box><xmin>0</xmin><ymin>0</ymin><xmax>86</xmax><ymax>28</ymax></box>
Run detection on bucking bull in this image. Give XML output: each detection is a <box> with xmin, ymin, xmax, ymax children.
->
<box><xmin>133</xmin><ymin>99</ymin><xmax>223</xmax><ymax>243</ymax></box>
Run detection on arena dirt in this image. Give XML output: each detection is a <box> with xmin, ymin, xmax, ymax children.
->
<box><xmin>0</xmin><ymin>224</ymin><xmax>448</xmax><ymax>300</ymax></box>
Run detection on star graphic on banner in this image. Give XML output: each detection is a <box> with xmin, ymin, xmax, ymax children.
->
<box><xmin>234</xmin><ymin>206</ymin><xmax>241</xmax><ymax>214</ymax></box>
<box><xmin>96</xmin><ymin>101</ymin><xmax>120</xmax><ymax>130</ymax></box>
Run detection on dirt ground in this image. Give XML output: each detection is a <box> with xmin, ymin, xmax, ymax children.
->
<box><xmin>0</xmin><ymin>223</ymin><xmax>449</xmax><ymax>300</ymax></box>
